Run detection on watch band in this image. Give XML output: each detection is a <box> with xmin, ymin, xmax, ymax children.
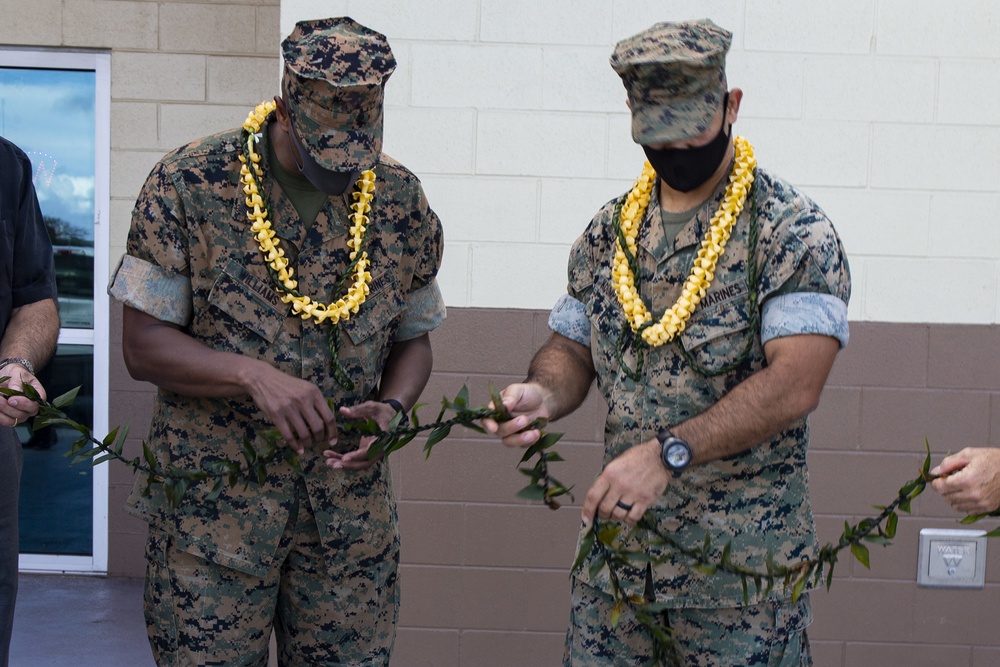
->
<box><xmin>0</xmin><ymin>357</ymin><xmax>34</xmax><ymax>376</ymax></box>
<box><xmin>380</xmin><ymin>398</ymin><xmax>409</xmax><ymax>427</ymax></box>
<box><xmin>656</xmin><ymin>427</ymin><xmax>692</xmax><ymax>477</ymax></box>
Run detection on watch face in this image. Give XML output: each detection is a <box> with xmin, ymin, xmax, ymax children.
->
<box><xmin>666</xmin><ymin>442</ymin><xmax>691</xmax><ymax>469</ymax></box>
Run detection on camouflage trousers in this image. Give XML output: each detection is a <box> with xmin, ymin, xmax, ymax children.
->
<box><xmin>143</xmin><ymin>480</ymin><xmax>399</xmax><ymax>666</ymax></box>
<box><xmin>563</xmin><ymin>578</ymin><xmax>812</xmax><ymax>667</ymax></box>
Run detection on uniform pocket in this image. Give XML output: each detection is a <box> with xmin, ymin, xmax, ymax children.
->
<box><xmin>679</xmin><ymin>282</ymin><xmax>755</xmax><ymax>375</ymax></box>
<box><xmin>341</xmin><ymin>271</ymin><xmax>405</xmax><ymax>345</ymax></box>
<box><xmin>767</xmin><ymin>593</ymin><xmax>813</xmax><ymax>667</ymax></box>
<box><xmin>206</xmin><ymin>259</ymin><xmax>286</xmax><ymax>343</ymax></box>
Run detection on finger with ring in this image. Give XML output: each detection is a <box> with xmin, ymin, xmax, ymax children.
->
<box><xmin>615</xmin><ymin>500</ymin><xmax>633</xmax><ymax>512</ymax></box>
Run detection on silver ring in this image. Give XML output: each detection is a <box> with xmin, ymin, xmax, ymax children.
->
<box><xmin>12</xmin><ymin>418</ymin><xmax>17</xmax><ymax>427</ymax></box>
<box><xmin>615</xmin><ymin>500</ymin><xmax>633</xmax><ymax>512</ymax></box>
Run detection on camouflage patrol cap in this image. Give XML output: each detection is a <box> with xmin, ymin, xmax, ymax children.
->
<box><xmin>281</xmin><ymin>17</ymin><xmax>396</xmax><ymax>172</ymax></box>
<box><xmin>611</xmin><ymin>19</ymin><xmax>732</xmax><ymax>145</ymax></box>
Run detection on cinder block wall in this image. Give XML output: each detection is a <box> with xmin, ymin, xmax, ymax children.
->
<box><xmin>9</xmin><ymin>0</ymin><xmax>1000</xmax><ymax>664</ymax></box>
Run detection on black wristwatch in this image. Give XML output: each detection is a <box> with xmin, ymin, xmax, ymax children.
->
<box><xmin>380</xmin><ymin>398</ymin><xmax>409</xmax><ymax>427</ymax></box>
<box><xmin>657</xmin><ymin>428</ymin><xmax>692</xmax><ymax>477</ymax></box>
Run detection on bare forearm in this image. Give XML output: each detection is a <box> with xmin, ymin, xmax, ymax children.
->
<box><xmin>0</xmin><ymin>298</ymin><xmax>59</xmax><ymax>371</ymax></box>
<box><xmin>672</xmin><ymin>335</ymin><xmax>839</xmax><ymax>465</ymax></box>
<box><xmin>377</xmin><ymin>333</ymin><xmax>432</xmax><ymax>410</ymax></box>
<box><xmin>122</xmin><ymin>306</ymin><xmax>268</xmax><ymax>398</ymax></box>
<box><xmin>525</xmin><ymin>332</ymin><xmax>596</xmax><ymax>420</ymax></box>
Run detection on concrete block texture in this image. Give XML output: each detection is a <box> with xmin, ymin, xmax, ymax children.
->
<box><xmin>803</xmin><ymin>56</ymin><xmax>936</xmax><ymax>123</ymax></box>
<box><xmin>158</xmin><ymin>3</ymin><xmax>260</xmax><ymax>54</ymax></box>
<box><xmin>476</xmin><ymin>111</ymin><xmax>607</xmax><ymax>178</ymax></box>
<box><xmin>479</xmin><ymin>0</ymin><xmax>613</xmax><ymax>46</ymax></box>
<box><xmin>63</xmin><ymin>0</ymin><xmax>158</xmax><ymax>50</ymax></box>
<box><xmin>745</xmin><ymin>0</ymin><xmax>876</xmax><ymax>54</ymax></box>
<box><xmin>206</xmin><ymin>56</ymin><xmax>281</xmax><ymax>105</ymax></box>
<box><xmin>419</xmin><ymin>175</ymin><xmax>538</xmax><ymax>244</ymax></box>
<box><xmin>468</xmin><ymin>241</ymin><xmax>571</xmax><ymax>310</ymax></box>
<box><xmin>0</xmin><ymin>0</ymin><xmax>62</xmax><ymax>45</ymax></box>
<box><xmin>345</xmin><ymin>0</ymin><xmax>478</xmax><ymax>41</ymax></box>
<box><xmin>410</xmin><ymin>44</ymin><xmax>544</xmax><ymax>110</ymax></box>
<box><xmin>877</xmin><ymin>0</ymin><xmax>1000</xmax><ymax>58</ymax></box>
<box><xmin>112</xmin><ymin>52</ymin><xmax>207</xmax><ymax>102</ymax></box>
<box><xmin>872</xmin><ymin>125</ymin><xmax>1000</xmax><ymax>193</ymax></box>
<box><xmin>864</xmin><ymin>258</ymin><xmax>996</xmax><ymax>324</ymax></box>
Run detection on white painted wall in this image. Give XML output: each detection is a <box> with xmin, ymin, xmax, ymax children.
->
<box><xmin>280</xmin><ymin>0</ymin><xmax>1000</xmax><ymax>323</ymax></box>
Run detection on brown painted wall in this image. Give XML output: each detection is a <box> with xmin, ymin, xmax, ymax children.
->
<box><xmin>107</xmin><ymin>305</ymin><xmax>1000</xmax><ymax>666</ymax></box>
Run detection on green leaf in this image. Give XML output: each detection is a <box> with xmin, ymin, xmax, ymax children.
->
<box><xmin>518</xmin><ymin>441</ymin><xmax>546</xmax><ymax>464</ymax></box>
<box><xmin>458</xmin><ymin>385</ymin><xmax>471</xmax><ymax>405</ymax></box>
<box><xmin>241</xmin><ymin>439</ymin><xmax>257</xmax><ymax>465</ymax></box>
<box><xmin>51</xmin><ymin>386</ymin><xmax>81</xmax><ymax>409</ymax></box>
<box><xmin>597</xmin><ymin>524</ymin><xmax>622</xmax><ymax>545</ymax></box>
<box><xmin>570</xmin><ymin>527</ymin><xmax>595</xmax><ymax>575</ymax></box>
<box><xmin>142</xmin><ymin>443</ymin><xmax>157</xmax><ymax>470</ymax></box>
<box><xmin>610</xmin><ymin>600</ymin><xmax>623</xmax><ymax>628</ymax></box>
<box><xmin>922</xmin><ymin>437</ymin><xmax>932</xmax><ymax>475</ymax></box>
<box><xmin>410</xmin><ymin>403</ymin><xmax>424</xmax><ymax>428</ymax></box>
<box><xmin>850</xmin><ymin>542</ymin><xmax>871</xmax><ymax>569</ymax></box>
<box><xmin>791</xmin><ymin>572</ymin><xmax>808</xmax><ymax>602</ymax></box>
<box><xmin>983</xmin><ymin>527</ymin><xmax>1000</xmax><ymax>538</ymax></box>
<box><xmin>205</xmin><ymin>478</ymin><xmax>225</xmax><ymax>502</ymax></box>
<box><xmin>424</xmin><ymin>424</ymin><xmax>451</xmax><ymax>448</ymax></box>
<box><xmin>885</xmin><ymin>512</ymin><xmax>898</xmax><ymax>539</ymax></box>
<box><xmin>489</xmin><ymin>386</ymin><xmax>510</xmax><ymax>421</ymax></box>
<box><xmin>91</xmin><ymin>453</ymin><xmax>117</xmax><ymax>467</ymax></box>
<box><xmin>516</xmin><ymin>484</ymin><xmax>546</xmax><ymax>501</ymax></box>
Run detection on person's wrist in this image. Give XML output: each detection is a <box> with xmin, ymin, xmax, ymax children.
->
<box><xmin>380</xmin><ymin>398</ymin><xmax>409</xmax><ymax>427</ymax></box>
<box><xmin>0</xmin><ymin>357</ymin><xmax>34</xmax><ymax>376</ymax></box>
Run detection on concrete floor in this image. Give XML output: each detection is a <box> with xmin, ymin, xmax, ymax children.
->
<box><xmin>10</xmin><ymin>573</ymin><xmax>282</xmax><ymax>666</ymax></box>
<box><xmin>10</xmin><ymin>573</ymin><xmax>154</xmax><ymax>666</ymax></box>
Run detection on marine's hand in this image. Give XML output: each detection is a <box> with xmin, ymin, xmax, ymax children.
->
<box><xmin>931</xmin><ymin>447</ymin><xmax>1000</xmax><ymax>515</ymax></box>
<box><xmin>0</xmin><ymin>363</ymin><xmax>45</xmax><ymax>427</ymax></box>
<box><xmin>324</xmin><ymin>400</ymin><xmax>398</xmax><ymax>471</ymax></box>
<box><xmin>246</xmin><ymin>366</ymin><xmax>336</xmax><ymax>454</ymax></box>
<box><xmin>482</xmin><ymin>382</ymin><xmax>552</xmax><ymax>448</ymax></box>
<box><xmin>581</xmin><ymin>438</ymin><xmax>670</xmax><ymax>527</ymax></box>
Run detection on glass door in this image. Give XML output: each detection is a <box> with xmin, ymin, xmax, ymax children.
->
<box><xmin>0</xmin><ymin>48</ymin><xmax>110</xmax><ymax>573</ymax></box>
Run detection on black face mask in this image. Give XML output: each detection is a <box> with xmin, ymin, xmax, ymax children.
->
<box><xmin>643</xmin><ymin>97</ymin><xmax>731</xmax><ymax>193</ymax></box>
<box><xmin>287</xmin><ymin>119</ymin><xmax>357</xmax><ymax>196</ymax></box>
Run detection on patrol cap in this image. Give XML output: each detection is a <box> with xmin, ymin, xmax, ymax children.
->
<box><xmin>610</xmin><ymin>19</ymin><xmax>732</xmax><ymax>145</ymax></box>
<box><xmin>281</xmin><ymin>17</ymin><xmax>396</xmax><ymax>172</ymax></box>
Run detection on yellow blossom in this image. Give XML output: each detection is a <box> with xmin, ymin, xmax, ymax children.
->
<box><xmin>612</xmin><ymin>136</ymin><xmax>756</xmax><ymax>347</ymax></box>
<box><xmin>239</xmin><ymin>100</ymin><xmax>375</xmax><ymax>326</ymax></box>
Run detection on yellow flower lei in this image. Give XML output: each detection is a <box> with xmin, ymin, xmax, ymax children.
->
<box><xmin>238</xmin><ymin>100</ymin><xmax>374</xmax><ymax>325</ymax></box>
<box><xmin>614</xmin><ymin>135</ymin><xmax>756</xmax><ymax>346</ymax></box>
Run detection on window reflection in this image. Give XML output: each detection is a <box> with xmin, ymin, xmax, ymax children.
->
<box><xmin>52</xmin><ymin>245</ymin><xmax>94</xmax><ymax>329</ymax></box>
<box><xmin>17</xmin><ymin>344</ymin><xmax>94</xmax><ymax>556</ymax></box>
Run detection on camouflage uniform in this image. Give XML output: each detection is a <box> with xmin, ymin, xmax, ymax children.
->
<box><xmin>548</xmin><ymin>19</ymin><xmax>851</xmax><ymax>667</ymax></box>
<box><xmin>109</xmin><ymin>18</ymin><xmax>444</xmax><ymax>666</ymax></box>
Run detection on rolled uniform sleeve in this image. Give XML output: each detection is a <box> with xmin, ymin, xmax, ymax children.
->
<box><xmin>107</xmin><ymin>160</ymin><xmax>194</xmax><ymax>324</ymax></box>
<box><xmin>755</xmin><ymin>181</ymin><xmax>851</xmax><ymax>348</ymax></box>
<box><xmin>761</xmin><ymin>292</ymin><xmax>849</xmax><ymax>347</ymax></box>
<box><xmin>548</xmin><ymin>294</ymin><xmax>590</xmax><ymax>347</ymax></box>
<box><xmin>391</xmin><ymin>178</ymin><xmax>446</xmax><ymax>341</ymax></box>
<box><xmin>108</xmin><ymin>255</ymin><xmax>192</xmax><ymax>326</ymax></box>
<box><xmin>394</xmin><ymin>279</ymin><xmax>445</xmax><ymax>341</ymax></box>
